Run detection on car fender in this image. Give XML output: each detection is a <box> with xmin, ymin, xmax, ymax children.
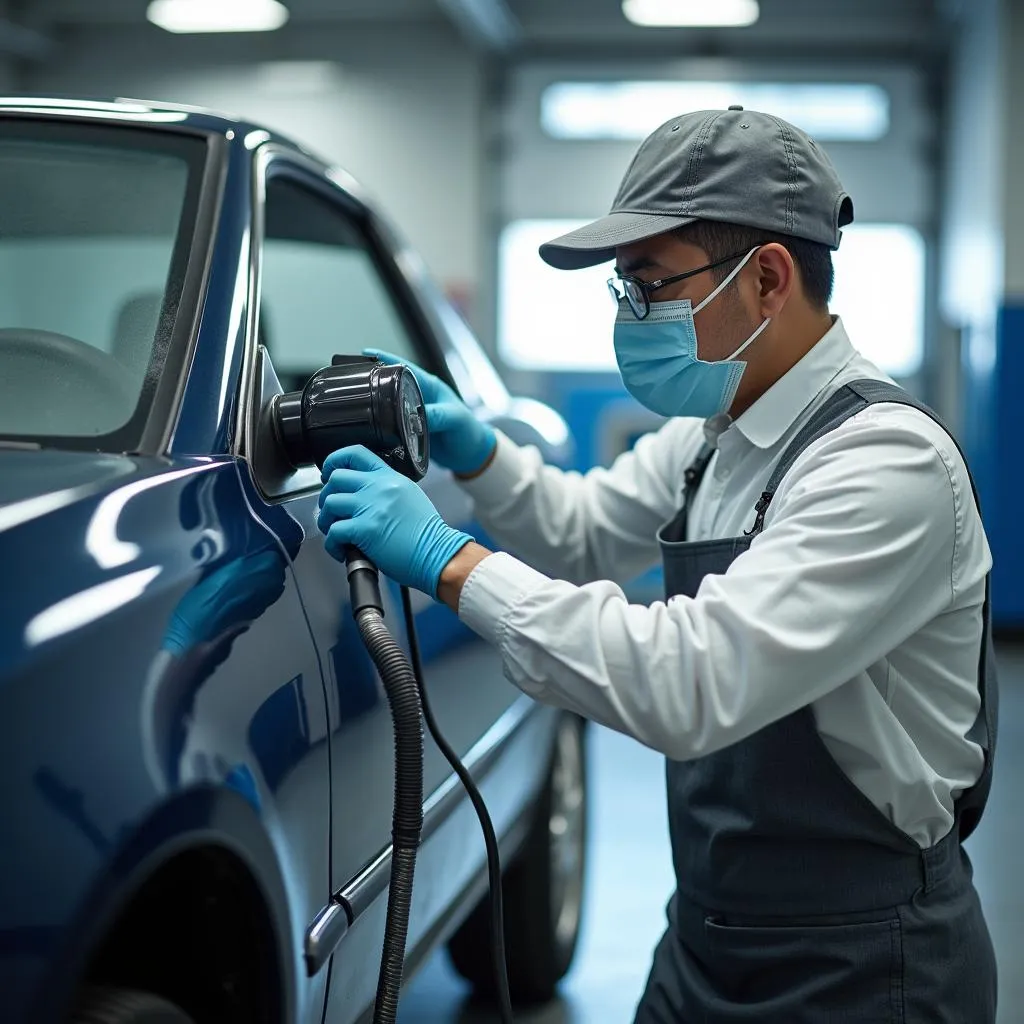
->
<box><xmin>28</xmin><ymin>784</ymin><xmax>297</xmax><ymax>1024</ymax></box>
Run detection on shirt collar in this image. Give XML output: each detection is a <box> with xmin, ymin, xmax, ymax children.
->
<box><xmin>724</xmin><ymin>316</ymin><xmax>857</xmax><ymax>451</ymax></box>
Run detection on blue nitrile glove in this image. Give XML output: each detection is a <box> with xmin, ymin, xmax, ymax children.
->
<box><xmin>317</xmin><ymin>445</ymin><xmax>473</xmax><ymax>596</ymax></box>
<box><xmin>363</xmin><ymin>348</ymin><xmax>496</xmax><ymax>477</ymax></box>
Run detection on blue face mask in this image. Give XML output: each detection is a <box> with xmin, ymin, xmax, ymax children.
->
<box><xmin>613</xmin><ymin>246</ymin><xmax>771</xmax><ymax>418</ymax></box>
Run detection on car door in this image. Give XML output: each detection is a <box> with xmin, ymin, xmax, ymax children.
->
<box><xmin>155</xmin><ymin>461</ymin><xmax>335</xmax><ymax>1024</ymax></box>
<box><xmin>247</xmin><ymin>152</ymin><xmax>530</xmax><ymax>1018</ymax></box>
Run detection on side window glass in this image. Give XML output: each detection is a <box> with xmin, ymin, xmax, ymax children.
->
<box><xmin>261</xmin><ymin>176</ymin><xmax>421</xmax><ymax>393</ymax></box>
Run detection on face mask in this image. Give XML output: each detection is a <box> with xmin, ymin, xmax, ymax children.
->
<box><xmin>613</xmin><ymin>246</ymin><xmax>771</xmax><ymax>418</ymax></box>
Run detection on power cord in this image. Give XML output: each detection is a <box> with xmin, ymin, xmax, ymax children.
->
<box><xmin>399</xmin><ymin>585</ymin><xmax>516</xmax><ymax>1024</ymax></box>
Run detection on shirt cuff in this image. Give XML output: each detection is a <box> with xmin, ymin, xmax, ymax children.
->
<box><xmin>455</xmin><ymin>430</ymin><xmax>529</xmax><ymax>507</ymax></box>
<box><xmin>457</xmin><ymin>550</ymin><xmax>549</xmax><ymax>649</ymax></box>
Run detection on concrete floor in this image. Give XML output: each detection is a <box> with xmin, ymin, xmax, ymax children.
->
<box><xmin>399</xmin><ymin>644</ymin><xmax>1024</xmax><ymax>1023</ymax></box>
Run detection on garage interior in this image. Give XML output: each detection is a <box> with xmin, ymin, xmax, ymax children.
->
<box><xmin>1</xmin><ymin>0</ymin><xmax>1021</xmax><ymax>1021</ymax></box>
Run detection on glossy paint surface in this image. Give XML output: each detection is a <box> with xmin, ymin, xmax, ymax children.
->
<box><xmin>0</xmin><ymin>97</ymin><xmax>572</xmax><ymax>1024</ymax></box>
<box><xmin>0</xmin><ymin>451</ymin><xmax>331</xmax><ymax>1023</ymax></box>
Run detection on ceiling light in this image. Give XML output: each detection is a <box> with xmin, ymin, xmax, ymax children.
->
<box><xmin>147</xmin><ymin>0</ymin><xmax>289</xmax><ymax>34</ymax></box>
<box><xmin>622</xmin><ymin>0</ymin><xmax>759</xmax><ymax>28</ymax></box>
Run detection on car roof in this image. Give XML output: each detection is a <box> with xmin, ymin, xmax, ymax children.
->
<box><xmin>0</xmin><ymin>95</ymin><xmax>315</xmax><ymax>156</ymax></box>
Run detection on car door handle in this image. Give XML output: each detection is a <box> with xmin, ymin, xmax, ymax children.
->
<box><xmin>303</xmin><ymin>695</ymin><xmax>536</xmax><ymax>975</ymax></box>
<box><xmin>304</xmin><ymin>899</ymin><xmax>351</xmax><ymax>976</ymax></box>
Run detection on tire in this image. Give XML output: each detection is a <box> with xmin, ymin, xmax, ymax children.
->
<box><xmin>448</xmin><ymin>712</ymin><xmax>588</xmax><ymax>1005</ymax></box>
<box><xmin>72</xmin><ymin>987</ymin><xmax>196</xmax><ymax>1024</ymax></box>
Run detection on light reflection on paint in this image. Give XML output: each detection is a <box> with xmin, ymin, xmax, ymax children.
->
<box><xmin>0</xmin><ymin>105</ymin><xmax>187</xmax><ymax>122</ymax></box>
<box><xmin>0</xmin><ymin>97</ymin><xmax>157</xmax><ymax>112</ymax></box>
<box><xmin>0</xmin><ymin>487</ymin><xmax>89</xmax><ymax>534</ymax></box>
<box><xmin>86</xmin><ymin>467</ymin><xmax>214</xmax><ymax>569</ymax></box>
<box><xmin>507</xmin><ymin>396</ymin><xmax>571</xmax><ymax>448</ymax></box>
<box><xmin>244</xmin><ymin>129</ymin><xmax>272</xmax><ymax>151</ymax></box>
<box><xmin>25</xmin><ymin>566</ymin><xmax>163</xmax><ymax>646</ymax></box>
<box><xmin>217</xmin><ymin>227</ymin><xmax>251</xmax><ymax>421</ymax></box>
<box><xmin>326</xmin><ymin>165</ymin><xmax>364</xmax><ymax>199</ymax></box>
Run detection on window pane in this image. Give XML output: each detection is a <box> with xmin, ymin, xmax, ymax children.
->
<box><xmin>0</xmin><ymin>127</ymin><xmax>202</xmax><ymax>442</ymax></box>
<box><xmin>262</xmin><ymin>179</ymin><xmax>419</xmax><ymax>393</ymax></box>
<box><xmin>498</xmin><ymin>219</ymin><xmax>925</xmax><ymax>378</ymax></box>
<box><xmin>831</xmin><ymin>224</ymin><xmax>925</xmax><ymax>378</ymax></box>
<box><xmin>542</xmin><ymin>81</ymin><xmax>890</xmax><ymax>142</ymax></box>
<box><xmin>498</xmin><ymin>219</ymin><xmax>617</xmax><ymax>372</ymax></box>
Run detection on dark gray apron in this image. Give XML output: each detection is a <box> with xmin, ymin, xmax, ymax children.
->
<box><xmin>633</xmin><ymin>379</ymin><xmax>998</xmax><ymax>1024</ymax></box>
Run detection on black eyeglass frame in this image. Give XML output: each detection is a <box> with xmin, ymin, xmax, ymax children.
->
<box><xmin>608</xmin><ymin>248</ymin><xmax>752</xmax><ymax>320</ymax></box>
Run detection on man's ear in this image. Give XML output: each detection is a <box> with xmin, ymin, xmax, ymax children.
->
<box><xmin>755</xmin><ymin>243</ymin><xmax>796</xmax><ymax>318</ymax></box>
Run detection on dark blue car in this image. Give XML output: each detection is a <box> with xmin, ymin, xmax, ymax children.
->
<box><xmin>0</xmin><ymin>97</ymin><xmax>587</xmax><ymax>1024</ymax></box>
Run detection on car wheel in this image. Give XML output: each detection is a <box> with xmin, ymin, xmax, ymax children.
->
<box><xmin>72</xmin><ymin>987</ymin><xmax>196</xmax><ymax>1023</ymax></box>
<box><xmin>448</xmin><ymin>712</ymin><xmax>588</xmax><ymax>1004</ymax></box>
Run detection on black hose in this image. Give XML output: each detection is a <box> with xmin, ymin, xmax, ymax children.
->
<box><xmin>353</xmin><ymin>602</ymin><xmax>424</xmax><ymax>1024</ymax></box>
<box><xmin>345</xmin><ymin>543</ymin><xmax>514</xmax><ymax>1023</ymax></box>
<box><xmin>400</xmin><ymin>586</ymin><xmax>516</xmax><ymax>1024</ymax></box>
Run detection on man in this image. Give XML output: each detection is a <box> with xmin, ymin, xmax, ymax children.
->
<box><xmin>316</xmin><ymin>107</ymin><xmax>998</xmax><ymax>1022</ymax></box>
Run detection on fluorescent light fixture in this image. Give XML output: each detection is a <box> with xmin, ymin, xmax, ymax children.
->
<box><xmin>623</xmin><ymin>0</ymin><xmax>759</xmax><ymax>27</ymax></box>
<box><xmin>147</xmin><ymin>0</ymin><xmax>289</xmax><ymax>34</ymax></box>
<box><xmin>542</xmin><ymin>81</ymin><xmax>890</xmax><ymax>142</ymax></box>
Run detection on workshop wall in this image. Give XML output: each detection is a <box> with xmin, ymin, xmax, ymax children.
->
<box><xmin>23</xmin><ymin>22</ymin><xmax>487</xmax><ymax>328</ymax></box>
<box><xmin>941</xmin><ymin>0</ymin><xmax>1023</xmax><ymax>628</ymax></box>
<box><xmin>501</xmin><ymin>62</ymin><xmax>934</xmax><ymax>230</ymax></box>
<box><xmin>1003</xmin><ymin>1</ymin><xmax>1024</xmax><ymax>300</ymax></box>
<box><xmin>940</xmin><ymin>0</ymin><xmax>1004</xmax><ymax>369</ymax></box>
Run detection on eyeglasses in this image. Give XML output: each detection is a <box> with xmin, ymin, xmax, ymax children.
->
<box><xmin>607</xmin><ymin>249</ymin><xmax>752</xmax><ymax>320</ymax></box>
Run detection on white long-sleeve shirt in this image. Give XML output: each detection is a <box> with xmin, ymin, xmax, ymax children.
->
<box><xmin>457</xmin><ymin>317</ymin><xmax>990</xmax><ymax>848</ymax></box>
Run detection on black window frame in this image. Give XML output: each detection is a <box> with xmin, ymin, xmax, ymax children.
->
<box><xmin>259</xmin><ymin>162</ymin><xmax>446</xmax><ymax>382</ymax></box>
<box><xmin>242</xmin><ymin>151</ymin><xmax>456</xmax><ymax>501</ymax></box>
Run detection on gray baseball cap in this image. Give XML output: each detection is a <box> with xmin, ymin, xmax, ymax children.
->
<box><xmin>539</xmin><ymin>106</ymin><xmax>854</xmax><ymax>270</ymax></box>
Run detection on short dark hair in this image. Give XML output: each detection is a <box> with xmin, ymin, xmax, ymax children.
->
<box><xmin>674</xmin><ymin>220</ymin><xmax>834</xmax><ymax>310</ymax></box>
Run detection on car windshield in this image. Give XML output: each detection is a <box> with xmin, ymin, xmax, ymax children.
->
<box><xmin>0</xmin><ymin>120</ymin><xmax>206</xmax><ymax>448</ymax></box>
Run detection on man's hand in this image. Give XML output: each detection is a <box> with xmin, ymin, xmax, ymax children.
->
<box><xmin>318</xmin><ymin>445</ymin><xmax>474</xmax><ymax>596</ymax></box>
<box><xmin>364</xmin><ymin>349</ymin><xmax>497</xmax><ymax>478</ymax></box>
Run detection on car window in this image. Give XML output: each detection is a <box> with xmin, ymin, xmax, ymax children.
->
<box><xmin>261</xmin><ymin>176</ymin><xmax>421</xmax><ymax>394</ymax></box>
<box><xmin>0</xmin><ymin>123</ymin><xmax>205</xmax><ymax>445</ymax></box>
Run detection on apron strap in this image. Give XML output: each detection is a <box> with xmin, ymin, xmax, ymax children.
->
<box><xmin>684</xmin><ymin>444</ymin><xmax>715</xmax><ymax>492</ymax></box>
<box><xmin>669</xmin><ymin>443</ymin><xmax>715</xmax><ymax>543</ymax></box>
<box><xmin>743</xmin><ymin>377</ymin><xmax>996</xmax><ymax>840</ymax></box>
